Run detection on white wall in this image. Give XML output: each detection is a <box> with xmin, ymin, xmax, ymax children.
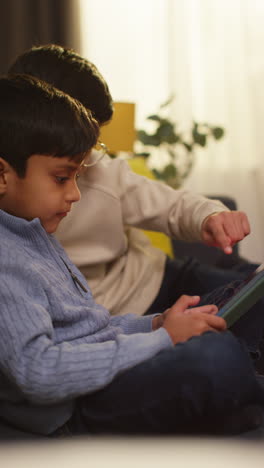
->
<box><xmin>79</xmin><ymin>0</ymin><xmax>264</xmax><ymax>262</ymax></box>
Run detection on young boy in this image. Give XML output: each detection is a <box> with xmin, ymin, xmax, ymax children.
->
<box><xmin>0</xmin><ymin>74</ymin><xmax>264</xmax><ymax>438</ymax></box>
<box><xmin>9</xmin><ymin>44</ymin><xmax>259</xmax><ymax>320</ymax></box>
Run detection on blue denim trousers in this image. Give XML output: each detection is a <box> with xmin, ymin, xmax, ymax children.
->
<box><xmin>67</xmin><ymin>257</ymin><xmax>264</xmax><ymax>436</ymax></box>
<box><xmin>69</xmin><ymin>331</ymin><xmax>264</xmax><ymax>435</ymax></box>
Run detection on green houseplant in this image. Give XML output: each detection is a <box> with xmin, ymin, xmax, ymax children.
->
<box><xmin>136</xmin><ymin>97</ymin><xmax>225</xmax><ymax>188</ymax></box>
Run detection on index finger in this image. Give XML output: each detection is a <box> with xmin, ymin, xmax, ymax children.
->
<box><xmin>204</xmin><ymin>222</ymin><xmax>231</xmax><ymax>251</ymax></box>
<box><xmin>184</xmin><ymin>304</ymin><xmax>218</xmax><ymax>315</ymax></box>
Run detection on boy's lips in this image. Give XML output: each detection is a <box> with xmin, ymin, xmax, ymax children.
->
<box><xmin>57</xmin><ymin>211</ymin><xmax>70</xmax><ymax>218</ymax></box>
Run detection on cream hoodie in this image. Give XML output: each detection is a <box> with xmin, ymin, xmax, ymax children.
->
<box><xmin>55</xmin><ymin>156</ymin><xmax>226</xmax><ymax>316</ymax></box>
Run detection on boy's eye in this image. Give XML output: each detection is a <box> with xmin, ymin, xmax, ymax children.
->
<box><xmin>55</xmin><ymin>176</ymin><xmax>69</xmax><ymax>184</ymax></box>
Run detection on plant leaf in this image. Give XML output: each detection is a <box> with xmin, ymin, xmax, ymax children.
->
<box><xmin>192</xmin><ymin>126</ymin><xmax>207</xmax><ymax>147</ymax></box>
<box><xmin>152</xmin><ymin>168</ymin><xmax>164</xmax><ymax>180</ymax></box>
<box><xmin>183</xmin><ymin>142</ymin><xmax>193</xmax><ymax>152</ymax></box>
<box><xmin>161</xmin><ymin>163</ymin><xmax>178</xmax><ymax>179</ymax></box>
<box><xmin>159</xmin><ymin>95</ymin><xmax>175</xmax><ymax>109</ymax></box>
<box><xmin>137</xmin><ymin>130</ymin><xmax>159</xmax><ymax>146</ymax></box>
<box><xmin>147</xmin><ymin>114</ymin><xmax>162</xmax><ymax>122</ymax></box>
<box><xmin>211</xmin><ymin>126</ymin><xmax>225</xmax><ymax>140</ymax></box>
<box><xmin>134</xmin><ymin>152</ymin><xmax>150</xmax><ymax>158</ymax></box>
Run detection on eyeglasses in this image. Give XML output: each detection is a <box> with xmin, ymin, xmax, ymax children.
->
<box><xmin>83</xmin><ymin>141</ymin><xmax>108</xmax><ymax>168</ymax></box>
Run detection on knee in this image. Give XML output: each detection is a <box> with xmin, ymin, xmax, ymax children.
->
<box><xmin>188</xmin><ymin>331</ymin><xmax>255</xmax><ymax>393</ymax></box>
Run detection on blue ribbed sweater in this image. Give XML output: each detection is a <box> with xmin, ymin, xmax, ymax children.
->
<box><xmin>0</xmin><ymin>210</ymin><xmax>172</xmax><ymax>434</ymax></box>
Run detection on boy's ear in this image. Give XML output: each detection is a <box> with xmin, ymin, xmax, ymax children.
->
<box><xmin>0</xmin><ymin>158</ymin><xmax>10</xmax><ymax>195</ymax></box>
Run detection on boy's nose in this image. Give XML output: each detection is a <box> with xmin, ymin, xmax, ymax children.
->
<box><xmin>66</xmin><ymin>181</ymin><xmax>81</xmax><ymax>203</ymax></box>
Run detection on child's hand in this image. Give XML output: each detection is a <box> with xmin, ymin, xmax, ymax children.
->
<box><xmin>153</xmin><ymin>295</ymin><xmax>227</xmax><ymax>345</ymax></box>
<box><xmin>201</xmin><ymin>210</ymin><xmax>250</xmax><ymax>255</ymax></box>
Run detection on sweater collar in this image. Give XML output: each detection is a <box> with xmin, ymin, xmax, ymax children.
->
<box><xmin>0</xmin><ymin>209</ymin><xmax>50</xmax><ymax>247</ymax></box>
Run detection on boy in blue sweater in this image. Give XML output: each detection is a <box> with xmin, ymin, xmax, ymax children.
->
<box><xmin>0</xmin><ymin>74</ymin><xmax>263</xmax><ymax>438</ymax></box>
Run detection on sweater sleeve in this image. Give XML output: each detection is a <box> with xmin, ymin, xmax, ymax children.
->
<box><xmin>116</xmin><ymin>159</ymin><xmax>228</xmax><ymax>241</ymax></box>
<box><xmin>0</xmin><ymin>267</ymin><xmax>172</xmax><ymax>405</ymax></box>
<box><xmin>110</xmin><ymin>313</ymin><xmax>155</xmax><ymax>334</ymax></box>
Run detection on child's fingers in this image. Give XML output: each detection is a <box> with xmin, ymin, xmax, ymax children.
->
<box><xmin>184</xmin><ymin>304</ymin><xmax>218</xmax><ymax>315</ymax></box>
<box><xmin>169</xmin><ymin>295</ymin><xmax>201</xmax><ymax>314</ymax></box>
<box><xmin>204</xmin><ymin>313</ymin><xmax>227</xmax><ymax>331</ymax></box>
<box><xmin>169</xmin><ymin>295</ymin><xmax>218</xmax><ymax>316</ymax></box>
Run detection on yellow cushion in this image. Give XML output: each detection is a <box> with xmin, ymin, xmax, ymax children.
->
<box><xmin>128</xmin><ymin>157</ymin><xmax>174</xmax><ymax>258</ymax></box>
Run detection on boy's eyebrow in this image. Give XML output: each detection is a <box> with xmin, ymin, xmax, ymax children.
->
<box><xmin>53</xmin><ymin>162</ymin><xmax>82</xmax><ymax>171</ymax></box>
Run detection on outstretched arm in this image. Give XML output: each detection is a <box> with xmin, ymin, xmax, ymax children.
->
<box><xmin>117</xmin><ymin>158</ymin><xmax>229</xmax><ymax>240</ymax></box>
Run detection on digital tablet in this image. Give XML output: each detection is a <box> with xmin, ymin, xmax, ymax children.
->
<box><xmin>216</xmin><ymin>264</ymin><xmax>264</xmax><ymax>327</ymax></box>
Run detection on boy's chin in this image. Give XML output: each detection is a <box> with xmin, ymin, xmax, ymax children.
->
<box><xmin>41</xmin><ymin>220</ymin><xmax>61</xmax><ymax>234</ymax></box>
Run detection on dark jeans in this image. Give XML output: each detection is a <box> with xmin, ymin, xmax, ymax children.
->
<box><xmin>65</xmin><ymin>258</ymin><xmax>264</xmax><ymax>436</ymax></box>
<box><xmin>68</xmin><ymin>331</ymin><xmax>264</xmax><ymax>436</ymax></box>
